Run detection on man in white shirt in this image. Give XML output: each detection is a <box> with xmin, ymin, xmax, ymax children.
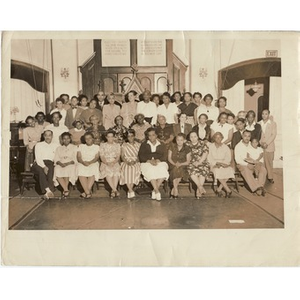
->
<box><xmin>31</xmin><ymin>130</ymin><xmax>59</xmax><ymax>199</ymax></box>
<box><xmin>234</xmin><ymin>130</ymin><xmax>267</xmax><ymax>196</ymax></box>
<box><xmin>45</xmin><ymin>112</ymin><xmax>69</xmax><ymax>144</ymax></box>
<box><xmin>136</xmin><ymin>90</ymin><xmax>158</xmax><ymax>126</ymax></box>
<box><xmin>157</xmin><ymin>92</ymin><xmax>178</xmax><ymax>124</ymax></box>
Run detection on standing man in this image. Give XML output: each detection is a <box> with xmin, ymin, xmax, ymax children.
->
<box><xmin>65</xmin><ymin>96</ymin><xmax>83</xmax><ymax>129</ymax></box>
<box><xmin>259</xmin><ymin>109</ymin><xmax>277</xmax><ymax>183</ymax></box>
<box><xmin>234</xmin><ymin>130</ymin><xmax>267</xmax><ymax>196</ymax></box>
<box><xmin>137</xmin><ymin>90</ymin><xmax>158</xmax><ymax>126</ymax></box>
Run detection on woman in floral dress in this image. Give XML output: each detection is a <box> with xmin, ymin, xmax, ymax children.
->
<box><xmin>99</xmin><ymin>130</ymin><xmax>121</xmax><ymax>198</ymax></box>
<box><xmin>110</xmin><ymin>115</ymin><xmax>128</xmax><ymax>145</ymax></box>
<box><xmin>187</xmin><ymin>131</ymin><xmax>210</xmax><ymax>199</ymax></box>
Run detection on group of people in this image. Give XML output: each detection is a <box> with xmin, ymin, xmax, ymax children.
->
<box><xmin>22</xmin><ymin>90</ymin><xmax>277</xmax><ymax>200</ymax></box>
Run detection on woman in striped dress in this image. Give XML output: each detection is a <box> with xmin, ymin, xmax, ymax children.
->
<box><xmin>120</xmin><ymin>129</ymin><xmax>141</xmax><ymax>199</ymax></box>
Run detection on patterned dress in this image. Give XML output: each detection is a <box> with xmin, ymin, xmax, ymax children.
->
<box><xmin>99</xmin><ymin>142</ymin><xmax>121</xmax><ymax>178</ymax></box>
<box><xmin>187</xmin><ymin>141</ymin><xmax>210</xmax><ymax>177</ymax></box>
<box><xmin>120</xmin><ymin>142</ymin><xmax>141</xmax><ymax>185</ymax></box>
<box><xmin>111</xmin><ymin>125</ymin><xmax>128</xmax><ymax>144</ymax></box>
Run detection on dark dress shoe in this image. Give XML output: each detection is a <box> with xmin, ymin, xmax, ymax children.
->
<box><xmin>268</xmin><ymin>179</ymin><xmax>274</xmax><ymax>184</ymax></box>
<box><xmin>226</xmin><ymin>191</ymin><xmax>232</xmax><ymax>198</ymax></box>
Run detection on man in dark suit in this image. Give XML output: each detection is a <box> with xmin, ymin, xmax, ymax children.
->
<box><xmin>231</xmin><ymin>118</ymin><xmax>246</xmax><ymax>150</ymax></box>
<box><xmin>65</xmin><ymin>96</ymin><xmax>84</xmax><ymax>129</ymax></box>
<box><xmin>173</xmin><ymin>113</ymin><xmax>192</xmax><ymax>137</ymax></box>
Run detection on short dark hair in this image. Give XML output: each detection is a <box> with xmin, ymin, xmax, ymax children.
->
<box><xmin>217</xmin><ymin>96</ymin><xmax>227</xmax><ymax>107</ymax></box>
<box><xmin>243</xmin><ymin>130</ymin><xmax>252</xmax><ymax>135</ymax></box>
<box><xmin>105</xmin><ymin>129</ymin><xmax>115</xmax><ymax>137</ymax></box>
<box><xmin>50</xmin><ymin>111</ymin><xmax>62</xmax><ymax>120</ymax></box>
<box><xmin>183</xmin><ymin>92</ymin><xmax>192</xmax><ymax>98</ymax></box>
<box><xmin>71</xmin><ymin>96</ymin><xmax>78</xmax><ymax>101</ymax></box>
<box><xmin>60</xmin><ymin>93</ymin><xmax>69</xmax><ymax>99</ymax></box>
<box><xmin>151</xmin><ymin>94</ymin><xmax>161</xmax><ymax>101</ymax></box>
<box><xmin>60</xmin><ymin>132</ymin><xmax>72</xmax><ymax>143</ymax></box>
<box><xmin>176</xmin><ymin>133</ymin><xmax>186</xmax><ymax>139</ymax></box>
<box><xmin>83</xmin><ymin>132</ymin><xmax>94</xmax><ymax>140</ymax></box>
<box><xmin>162</xmin><ymin>92</ymin><xmax>171</xmax><ymax>99</ymax></box>
<box><xmin>246</xmin><ymin>110</ymin><xmax>256</xmax><ymax>119</ymax></box>
<box><xmin>145</xmin><ymin>127</ymin><xmax>157</xmax><ymax>139</ymax></box>
<box><xmin>203</xmin><ymin>94</ymin><xmax>213</xmax><ymax>102</ymax></box>
<box><xmin>114</xmin><ymin>115</ymin><xmax>123</xmax><ymax>125</ymax></box>
<box><xmin>72</xmin><ymin>119</ymin><xmax>84</xmax><ymax>127</ymax></box>
<box><xmin>78</xmin><ymin>94</ymin><xmax>88</xmax><ymax>102</ymax></box>
<box><xmin>227</xmin><ymin>112</ymin><xmax>235</xmax><ymax>119</ymax></box>
<box><xmin>55</xmin><ymin>97</ymin><xmax>65</xmax><ymax>104</ymax></box>
<box><xmin>35</xmin><ymin>111</ymin><xmax>46</xmax><ymax>119</ymax></box>
<box><xmin>235</xmin><ymin>118</ymin><xmax>245</xmax><ymax>125</ymax></box>
<box><xmin>217</xmin><ymin>112</ymin><xmax>228</xmax><ymax>122</ymax></box>
<box><xmin>262</xmin><ymin>109</ymin><xmax>270</xmax><ymax>114</ymax></box>
<box><xmin>193</xmin><ymin>92</ymin><xmax>202</xmax><ymax>99</ymax></box>
<box><xmin>198</xmin><ymin>113</ymin><xmax>208</xmax><ymax>120</ymax></box>
<box><xmin>89</xmin><ymin>99</ymin><xmax>98</xmax><ymax>106</ymax></box>
<box><xmin>25</xmin><ymin>115</ymin><xmax>34</xmax><ymax>124</ymax></box>
<box><xmin>125</xmin><ymin>90</ymin><xmax>138</xmax><ymax>102</ymax></box>
<box><xmin>134</xmin><ymin>113</ymin><xmax>145</xmax><ymax>122</ymax></box>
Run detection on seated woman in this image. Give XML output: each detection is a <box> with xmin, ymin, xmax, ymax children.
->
<box><xmin>131</xmin><ymin>113</ymin><xmax>151</xmax><ymax>143</ymax></box>
<box><xmin>186</xmin><ymin>131</ymin><xmax>210</xmax><ymax>199</ymax></box>
<box><xmin>191</xmin><ymin>113</ymin><xmax>211</xmax><ymax>142</ymax></box>
<box><xmin>99</xmin><ymin>130</ymin><xmax>121</xmax><ymax>198</ymax></box>
<box><xmin>208</xmin><ymin>132</ymin><xmax>235</xmax><ymax>198</ymax></box>
<box><xmin>156</xmin><ymin>115</ymin><xmax>175</xmax><ymax>148</ymax></box>
<box><xmin>138</xmin><ymin>128</ymin><xmax>169</xmax><ymax>201</ymax></box>
<box><xmin>210</xmin><ymin>112</ymin><xmax>233</xmax><ymax>146</ymax></box>
<box><xmin>86</xmin><ymin>115</ymin><xmax>106</xmax><ymax>145</ymax></box>
<box><xmin>31</xmin><ymin>130</ymin><xmax>59</xmax><ymax>199</ymax></box>
<box><xmin>120</xmin><ymin>129</ymin><xmax>141</xmax><ymax>199</ymax></box>
<box><xmin>53</xmin><ymin>132</ymin><xmax>77</xmax><ymax>198</ymax></box>
<box><xmin>69</xmin><ymin>119</ymin><xmax>85</xmax><ymax>146</ymax></box>
<box><xmin>77</xmin><ymin>132</ymin><xmax>100</xmax><ymax>199</ymax></box>
<box><xmin>110</xmin><ymin>115</ymin><xmax>128</xmax><ymax>145</ymax></box>
<box><xmin>23</xmin><ymin>115</ymin><xmax>42</xmax><ymax>171</ymax></box>
<box><xmin>168</xmin><ymin>133</ymin><xmax>191</xmax><ymax>199</ymax></box>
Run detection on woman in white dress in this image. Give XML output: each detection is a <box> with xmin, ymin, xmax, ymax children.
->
<box><xmin>120</xmin><ymin>90</ymin><xmax>138</xmax><ymax>128</ymax></box>
<box><xmin>208</xmin><ymin>132</ymin><xmax>235</xmax><ymax>198</ymax></box>
<box><xmin>77</xmin><ymin>132</ymin><xmax>100</xmax><ymax>199</ymax></box>
<box><xmin>53</xmin><ymin>132</ymin><xmax>78</xmax><ymax>198</ymax></box>
<box><xmin>210</xmin><ymin>112</ymin><xmax>233</xmax><ymax>146</ymax></box>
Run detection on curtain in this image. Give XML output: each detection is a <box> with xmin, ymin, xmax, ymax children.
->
<box><xmin>10</xmin><ymin>79</ymin><xmax>46</xmax><ymax>122</ymax></box>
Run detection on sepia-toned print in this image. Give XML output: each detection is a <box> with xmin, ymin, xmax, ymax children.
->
<box><xmin>7</xmin><ymin>35</ymin><xmax>283</xmax><ymax>230</ymax></box>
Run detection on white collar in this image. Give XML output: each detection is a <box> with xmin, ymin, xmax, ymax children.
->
<box><xmin>262</xmin><ymin>119</ymin><xmax>271</xmax><ymax>125</ymax></box>
<box><xmin>147</xmin><ymin>140</ymin><xmax>161</xmax><ymax>147</ymax></box>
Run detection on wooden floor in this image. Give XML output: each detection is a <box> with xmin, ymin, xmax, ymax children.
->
<box><xmin>8</xmin><ymin>169</ymin><xmax>284</xmax><ymax>230</ymax></box>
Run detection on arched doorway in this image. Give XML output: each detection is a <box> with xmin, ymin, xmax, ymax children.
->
<box><xmin>218</xmin><ymin>57</ymin><xmax>281</xmax><ymax>118</ymax></box>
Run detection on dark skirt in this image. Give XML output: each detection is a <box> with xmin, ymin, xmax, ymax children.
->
<box><xmin>169</xmin><ymin>165</ymin><xmax>189</xmax><ymax>182</ymax></box>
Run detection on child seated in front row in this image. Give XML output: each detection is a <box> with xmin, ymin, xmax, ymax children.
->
<box><xmin>244</xmin><ymin>138</ymin><xmax>264</xmax><ymax>179</ymax></box>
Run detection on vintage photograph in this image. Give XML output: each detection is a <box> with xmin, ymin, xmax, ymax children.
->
<box><xmin>7</xmin><ymin>34</ymin><xmax>283</xmax><ymax>230</ymax></box>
